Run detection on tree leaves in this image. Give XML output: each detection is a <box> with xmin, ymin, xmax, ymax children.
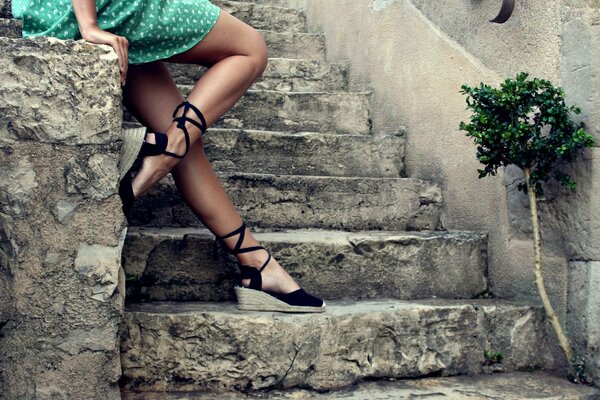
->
<box><xmin>459</xmin><ymin>72</ymin><xmax>595</xmax><ymax>194</ymax></box>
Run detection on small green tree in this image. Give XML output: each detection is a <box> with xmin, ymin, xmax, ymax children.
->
<box><xmin>459</xmin><ymin>72</ymin><xmax>595</xmax><ymax>379</ymax></box>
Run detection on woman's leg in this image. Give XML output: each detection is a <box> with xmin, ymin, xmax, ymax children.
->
<box><xmin>121</xmin><ymin>31</ymin><xmax>300</xmax><ymax>295</ymax></box>
<box><xmin>130</xmin><ymin>10</ymin><xmax>268</xmax><ymax>198</ymax></box>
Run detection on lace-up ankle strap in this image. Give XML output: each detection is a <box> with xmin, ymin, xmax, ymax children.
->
<box><xmin>163</xmin><ymin>100</ymin><xmax>208</xmax><ymax>159</ymax></box>
<box><xmin>216</xmin><ymin>221</ymin><xmax>272</xmax><ymax>272</ymax></box>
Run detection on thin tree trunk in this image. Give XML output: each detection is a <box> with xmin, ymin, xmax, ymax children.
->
<box><xmin>524</xmin><ymin>168</ymin><xmax>574</xmax><ymax>374</ymax></box>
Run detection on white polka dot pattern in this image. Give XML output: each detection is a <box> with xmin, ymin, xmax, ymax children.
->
<box><xmin>11</xmin><ymin>0</ymin><xmax>221</xmax><ymax>64</ymax></box>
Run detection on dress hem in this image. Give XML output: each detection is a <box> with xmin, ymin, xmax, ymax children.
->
<box><xmin>128</xmin><ymin>7</ymin><xmax>221</xmax><ymax>65</ymax></box>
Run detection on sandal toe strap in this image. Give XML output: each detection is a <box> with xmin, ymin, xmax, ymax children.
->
<box><xmin>239</xmin><ymin>265</ymin><xmax>262</xmax><ymax>291</ymax></box>
<box><xmin>139</xmin><ymin>131</ymin><xmax>169</xmax><ymax>157</ymax></box>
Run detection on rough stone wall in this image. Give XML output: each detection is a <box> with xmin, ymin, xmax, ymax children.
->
<box><xmin>0</xmin><ymin>36</ymin><xmax>126</xmax><ymax>399</ymax></box>
<box><xmin>0</xmin><ymin>0</ymin><xmax>11</xmax><ymax>18</ymax></box>
<box><xmin>569</xmin><ymin>261</ymin><xmax>600</xmax><ymax>384</ymax></box>
<box><xmin>296</xmin><ymin>0</ymin><xmax>600</xmax><ymax>378</ymax></box>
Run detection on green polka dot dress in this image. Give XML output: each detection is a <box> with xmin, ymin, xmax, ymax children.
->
<box><xmin>11</xmin><ymin>0</ymin><xmax>221</xmax><ymax>64</ymax></box>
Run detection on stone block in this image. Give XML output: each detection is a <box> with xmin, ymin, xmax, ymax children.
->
<box><xmin>562</xmin><ymin>4</ymin><xmax>600</xmax><ymax>141</ymax></box>
<box><xmin>128</xmin><ymin>174</ymin><xmax>442</xmax><ymax>231</ymax></box>
<box><xmin>121</xmin><ymin>372</ymin><xmax>600</xmax><ymax>399</ymax></box>
<box><xmin>75</xmin><ymin>238</ymin><xmax>126</xmax><ymax>303</ymax></box>
<box><xmin>122</xmin><ymin>227</ymin><xmax>487</xmax><ymax>302</ymax></box>
<box><xmin>213</xmin><ymin>0</ymin><xmax>306</xmax><ymax>32</ymax></box>
<box><xmin>167</xmin><ymin>58</ymin><xmax>349</xmax><ymax>92</ymax></box>
<box><xmin>122</xmin><ymin>124</ymin><xmax>405</xmax><ymax>177</ymax></box>
<box><xmin>120</xmin><ymin>300</ymin><xmax>554</xmax><ymax>392</ymax></box>
<box><xmin>260</xmin><ymin>30</ymin><xmax>326</xmax><ymax>60</ymax></box>
<box><xmin>0</xmin><ymin>139</ymin><xmax>126</xmax><ymax>399</ymax></box>
<box><xmin>538</xmin><ymin>148</ymin><xmax>600</xmax><ymax>261</ymax></box>
<box><xmin>125</xmin><ymin>89</ymin><xmax>370</xmax><ymax>135</ymax></box>
<box><xmin>201</xmin><ymin>129</ymin><xmax>405</xmax><ymax>177</ymax></box>
<box><xmin>179</xmin><ymin>88</ymin><xmax>372</xmax><ymax>135</ymax></box>
<box><xmin>0</xmin><ymin>36</ymin><xmax>122</xmax><ymax>145</ymax></box>
<box><xmin>65</xmin><ymin>153</ymin><xmax>119</xmax><ymax>201</ymax></box>
<box><xmin>569</xmin><ymin>261</ymin><xmax>600</xmax><ymax>385</ymax></box>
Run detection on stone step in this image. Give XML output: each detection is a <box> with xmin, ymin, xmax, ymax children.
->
<box><xmin>124</xmin><ymin>89</ymin><xmax>371</xmax><ymax>135</ymax></box>
<box><xmin>235</xmin><ymin>0</ymin><xmax>296</xmax><ymax>7</ymax></box>
<box><xmin>260</xmin><ymin>30</ymin><xmax>326</xmax><ymax>60</ymax></box>
<box><xmin>190</xmin><ymin>87</ymin><xmax>371</xmax><ymax>134</ymax></box>
<box><xmin>167</xmin><ymin>58</ymin><xmax>349</xmax><ymax>92</ymax></box>
<box><xmin>121</xmin><ymin>123</ymin><xmax>405</xmax><ymax>177</ymax></box>
<box><xmin>0</xmin><ymin>20</ymin><xmax>326</xmax><ymax>60</ymax></box>
<box><xmin>120</xmin><ymin>299</ymin><xmax>555</xmax><ymax>393</ymax></box>
<box><xmin>0</xmin><ymin>18</ymin><xmax>20</xmax><ymax>38</ymax></box>
<box><xmin>205</xmin><ymin>128</ymin><xmax>404</xmax><ymax>177</ymax></box>
<box><xmin>122</xmin><ymin>227</ymin><xmax>487</xmax><ymax>302</ymax></box>
<box><xmin>213</xmin><ymin>0</ymin><xmax>306</xmax><ymax>33</ymax></box>
<box><xmin>127</xmin><ymin>174</ymin><xmax>442</xmax><ymax>231</ymax></box>
<box><xmin>121</xmin><ymin>372</ymin><xmax>600</xmax><ymax>399</ymax></box>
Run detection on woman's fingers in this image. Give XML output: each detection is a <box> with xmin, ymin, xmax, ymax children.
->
<box><xmin>121</xmin><ymin>37</ymin><xmax>129</xmax><ymax>85</ymax></box>
<box><xmin>111</xmin><ymin>35</ymin><xmax>129</xmax><ymax>86</ymax></box>
<box><xmin>114</xmin><ymin>37</ymin><xmax>129</xmax><ymax>85</ymax></box>
<box><xmin>81</xmin><ymin>26</ymin><xmax>129</xmax><ymax>86</ymax></box>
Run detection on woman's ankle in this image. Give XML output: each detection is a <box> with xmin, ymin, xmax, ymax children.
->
<box><xmin>236</xmin><ymin>248</ymin><xmax>270</xmax><ymax>269</ymax></box>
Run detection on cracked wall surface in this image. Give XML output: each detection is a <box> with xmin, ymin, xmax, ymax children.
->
<box><xmin>0</xmin><ymin>36</ymin><xmax>126</xmax><ymax>399</ymax></box>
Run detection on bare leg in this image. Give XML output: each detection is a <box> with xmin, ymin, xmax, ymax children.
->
<box><xmin>130</xmin><ymin>10</ymin><xmax>268</xmax><ymax>198</ymax></box>
<box><xmin>121</xmin><ymin>35</ymin><xmax>300</xmax><ymax>294</ymax></box>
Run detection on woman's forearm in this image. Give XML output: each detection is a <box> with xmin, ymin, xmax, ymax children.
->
<box><xmin>71</xmin><ymin>0</ymin><xmax>99</xmax><ymax>34</ymax></box>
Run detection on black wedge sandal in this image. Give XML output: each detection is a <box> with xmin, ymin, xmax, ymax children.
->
<box><xmin>118</xmin><ymin>100</ymin><xmax>208</xmax><ymax>212</ymax></box>
<box><xmin>216</xmin><ymin>222</ymin><xmax>326</xmax><ymax>313</ymax></box>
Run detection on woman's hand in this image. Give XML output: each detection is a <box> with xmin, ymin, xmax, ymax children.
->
<box><xmin>80</xmin><ymin>25</ymin><xmax>129</xmax><ymax>86</ymax></box>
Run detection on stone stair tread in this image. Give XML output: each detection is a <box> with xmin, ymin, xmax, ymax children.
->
<box><xmin>168</xmin><ymin>58</ymin><xmax>349</xmax><ymax>92</ymax></box>
<box><xmin>122</xmin><ymin>226</ymin><xmax>486</xmax><ymax>305</ymax></box>
<box><xmin>213</xmin><ymin>0</ymin><xmax>306</xmax><ymax>33</ymax></box>
<box><xmin>180</xmin><ymin>86</ymin><xmax>371</xmax><ymax>96</ymax></box>
<box><xmin>122</xmin><ymin>122</ymin><xmax>376</xmax><ymax>139</ymax></box>
<box><xmin>126</xmin><ymin>225</ymin><xmax>481</xmax><ymax>242</ymax></box>
<box><xmin>120</xmin><ymin>298</ymin><xmax>554</xmax><ymax>392</ymax></box>
<box><xmin>124</xmin><ymin>298</ymin><xmax>531</xmax><ymax>314</ymax></box>
<box><xmin>125</xmin><ymin>89</ymin><xmax>372</xmax><ymax>135</ymax></box>
<box><xmin>204</xmin><ymin>129</ymin><xmax>406</xmax><ymax>178</ymax></box>
<box><xmin>258</xmin><ymin>29</ymin><xmax>326</xmax><ymax>59</ymax></box>
<box><xmin>121</xmin><ymin>371</ymin><xmax>600</xmax><ymax>399</ymax></box>
<box><xmin>127</xmin><ymin>173</ymin><xmax>442</xmax><ymax>230</ymax></box>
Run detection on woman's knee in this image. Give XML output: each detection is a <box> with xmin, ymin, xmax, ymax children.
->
<box><xmin>248</xmin><ymin>29</ymin><xmax>269</xmax><ymax>78</ymax></box>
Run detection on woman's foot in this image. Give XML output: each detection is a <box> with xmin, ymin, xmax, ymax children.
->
<box><xmin>131</xmin><ymin>101</ymin><xmax>207</xmax><ymax>198</ymax></box>
<box><xmin>130</xmin><ymin>129</ymin><xmax>185</xmax><ymax>197</ymax></box>
<box><xmin>237</xmin><ymin>249</ymin><xmax>300</xmax><ymax>294</ymax></box>
<box><xmin>217</xmin><ymin>221</ymin><xmax>325</xmax><ymax>312</ymax></box>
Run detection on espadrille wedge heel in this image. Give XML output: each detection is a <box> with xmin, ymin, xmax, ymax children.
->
<box><xmin>216</xmin><ymin>222</ymin><xmax>326</xmax><ymax>313</ymax></box>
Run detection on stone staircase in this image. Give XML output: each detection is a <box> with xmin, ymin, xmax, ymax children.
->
<box><xmin>2</xmin><ymin>0</ymin><xmax>598</xmax><ymax>398</ymax></box>
<box><xmin>116</xmin><ymin>1</ymin><xmax>600</xmax><ymax>398</ymax></box>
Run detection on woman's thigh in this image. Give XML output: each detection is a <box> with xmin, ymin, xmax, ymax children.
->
<box><xmin>161</xmin><ymin>10</ymin><xmax>268</xmax><ymax>67</ymax></box>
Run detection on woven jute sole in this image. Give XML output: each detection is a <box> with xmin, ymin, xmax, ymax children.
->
<box><xmin>119</xmin><ymin>127</ymin><xmax>147</xmax><ymax>181</ymax></box>
<box><xmin>234</xmin><ymin>286</ymin><xmax>326</xmax><ymax>313</ymax></box>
